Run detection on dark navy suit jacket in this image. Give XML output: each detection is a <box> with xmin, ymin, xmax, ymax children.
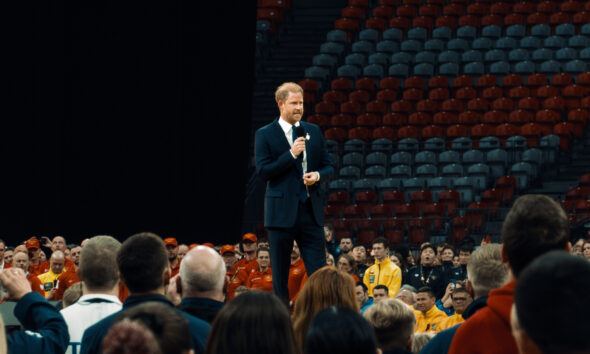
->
<box><xmin>255</xmin><ymin>119</ymin><xmax>333</xmax><ymax>228</ymax></box>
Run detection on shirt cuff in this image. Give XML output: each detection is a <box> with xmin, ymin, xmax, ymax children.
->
<box><xmin>290</xmin><ymin>151</ymin><xmax>297</xmax><ymax>159</ymax></box>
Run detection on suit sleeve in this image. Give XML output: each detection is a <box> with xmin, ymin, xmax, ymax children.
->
<box><xmin>255</xmin><ymin>128</ymin><xmax>298</xmax><ymax>182</ymax></box>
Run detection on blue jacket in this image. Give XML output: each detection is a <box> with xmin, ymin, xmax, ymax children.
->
<box><xmin>180</xmin><ymin>297</ymin><xmax>224</xmax><ymax>324</ymax></box>
<box><xmin>7</xmin><ymin>292</ymin><xmax>70</xmax><ymax>354</ymax></box>
<box><xmin>80</xmin><ymin>293</ymin><xmax>210</xmax><ymax>354</ymax></box>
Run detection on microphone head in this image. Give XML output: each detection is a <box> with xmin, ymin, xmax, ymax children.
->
<box><xmin>294</xmin><ymin>125</ymin><xmax>306</xmax><ymax>138</ymax></box>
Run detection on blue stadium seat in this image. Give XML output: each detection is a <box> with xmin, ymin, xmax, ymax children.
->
<box><xmin>532</xmin><ymin>48</ymin><xmax>554</xmax><ymax>64</ymax></box>
<box><xmin>364</xmin><ymin>64</ymin><xmax>385</xmax><ymax>80</ymax></box>
<box><xmin>509</xmin><ymin>162</ymin><xmax>533</xmax><ymax>190</ymax></box>
<box><xmin>462</xmin><ymin>50</ymin><xmax>483</xmax><ymax>63</ymax></box>
<box><xmin>424</xmin><ymin>39</ymin><xmax>445</xmax><ymax>53</ymax></box>
<box><xmin>365</xmin><ymin>165</ymin><xmax>387</xmax><ymax>179</ymax></box>
<box><xmin>581</xmin><ymin>48</ymin><xmax>590</xmax><ymax>61</ymax></box>
<box><xmin>414</xmin><ymin>63</ymin><xmax>435</xmax><ymax>77</ymax></box>
<box><xmin>389</xmin><ymin>63</ymin><xmax>410</xmax><ymax>78</ymax></box>
<box><xmin>554</xmin><ymin>48</ymin><xmax>577</xmax><ymax>63</ymax></box>
<box><xmin>427</xmin><ymin>177</ymin><xmax>453</xmax><ymax>202</ymax></box>
<box><xmin>555</xmin><ymin>24</ymin><xmax>575</xmax><ymax>38</ymax></box>
<box><xmin>304</xmin><ymin>66</ymin><xmax>330</xmax><ymax>81</ymax></box>
<box><xmin>564</xmin><ymin>60</ymin><xmax>588</xmax><ymax>74</ymax></box>
<box><xmin>582</xmin><ymin>24</ymin><xmax>590</xmax><ymax>36</ymax></box>
<box><xmin>544</xmin><ymin>36</ymin><xmax>566</xmax><ymax>50</ymax></box>
<box><xmin>482</xmin><ymin>25</ymin><xmax>502</xmax><ymax>39</ymax></box>
<box><xmin>397</xmin><ymin>137</ymin><xmax>420</xmax><ymax>153</ymax></box>
<box><xmin>416</xmin><ymin>164</ymin><xmax>437</xmax><ymax>178</ymax></box>
<box><xmin>439</xmin><ymin>63</ymin><xmax>460</xmax><ymax>76</ymax></box>
<box><xmin>478</xmin><ymin>136</ymin><xmax>500</xmax><ymax>152</ymax></box>
<box><xmin>391</xmin><ymin>151</ymin><xmax>413</xmax><ymax>167</ymax></box>
<box><xmin>343</xmin><ymin>138</ymin><xmax>366</xmax><ymax>153</ymax></box>
<box><xmin>508</xmin><ymin>48</ymin><xmax>531</xmax><ymax>63</ymax></box>
<box><xmin>408</xmin><ymin>27</ymin><xmax>428</xmax><ymax>41</ymax></box>
<box><xmin>371</xmin><ymin>138</ymin><xmax>394</xmax><ymax>153</ymax></box>
<box><xmin>424</xmin><ymin>137</ymin><xmax>445</xmax><ymax>152</ymax></box>
<box><xmin>391</xmin><ymin>52</ymin><xmax>413</xmax><ymax>65</ymax></box>
<box><xmin>568</xmin><ymin>35</ymin><xmax>590</xmax><ymax>49</ymax></box>
<box><xmin>342</xmin><ymin>152</ymin><xmax>364</xmax><ymax>168</ymax></box>
<box><xmin>415</xmin><ymin>151</ymin><xmax>437</xmax><ymax>167</ymax></box>
<box><xmin>451</xmin><ymin>137</ymin><xmax>473</xmax><ymax>152</ymax></box>
<box><xmin>390</xmin><ymin>164</ymin><xmax>412</xmax><ymax>178</ymax></box>
<box><xmin>377</xmin><ymin>40</ymin><xmax>400</xmax><ymax>54</ymax></box>
<box><xmin>438</xmin><ymin>50</ymin><xmax>460</xmax><ymax>64</ymax></box>
<box><xmin>369</xmin><ymin>53</ymin><xmax>390</xmax><ymax>66</ymax></box>
<box><xmin>339</xmin><ymin>165</ymin><xmax>362</xmax><ymax>179</ymax></box>
<box><xmin>505</xmin><ymin>135</ymin><xmax>527</xmax><ymax>164</ymax></box>
<box><xmin>486</xmin><ymin>148</ymin><xmax>508</xmax><ymax>180</ymax></box>
<box><xmin>433</xmin><ymin>27</ymin><xmax>453</xmax><ymax>41</ymax></box>
<box><xmin>312</xmin><ymin>54</ymin><xmax>338</xmax><ymax>70</ymax></box>
<box><xmin>401</xmin><ymin>39</ymin><xmax>423</xmax><ymax>53</ymax></box>
<box><xmin>366</xmin><ymin>152</ymin><xmax>388</xmax><ymax>167</ymax></box>
<box><xmin>320</xmin><ymin>41</ymin><xmax>346</xmax><ymax>57</ymax></box>
<box><xmin>472</xmin><ymin>38</ymin><xmax>494</xmax><ymax>51</ymax></box>
<box><xmin>352</xmin><ymin>40</ymin><xmax>376</xmax><ymax>55</ymax></box>
<box><xmin>463</xmin><ymin>62</ymin><xmax>485</xmax><ymax>76</ymax></box>
<box><xmin>539</xmin><ymin>134</ymin><xmax>559</xmax><ymax>164</ymax></box>
<box><xmin>326</xmin><ymin>139</ymin><xmax>339</xmax><ymax>153</ymax></box>
<box><xmin>514</xmin><ymin>60</ymin><xmax>535</xmax><ymax>76</ymax></box>
<box><xmin>328</xmin><ymin>178</ymin><xmax>352</xmax><ymax>193</ymax></box>
<box><xmin>467</xmin><ymin>163</ymin><xmax>492</xmax><ymax>192</ymax></box>
<box><xmin>337</xmin><ymin>64</ymin><xmax>362</xmax><ymax>80</ymax></box>
<box><xmin>490</xmin><ymin>61</ymin><xmax>510</xmax><ymax>76</ymax></box>
<box><xmin>376</xmin><ymin>178</ymin><xmax>402</xmax><ymax>195</ymax></box>
<box><xmin>415</xmin><ymin>51</ymin><xmax>436</xmax><ymax>64</ymax></box>
<box><xmin>345</xmin><ymin>53</ymin><xmax>368</xmax><ymax>68</ymax></box>
<box><xmin>439</xmin><ymin>150</ymin><xmax>461</xmax><ymax>166</ymax></box>
<box><xmin>453</xmin><ymin>177</ymin><xmax>477</xmax><ymax>205</ymax></box>
<box><xmin>327</xmin><ymin>30</ymin><xmax>347</xmax><ymax>44</ymax></box>
<box><xmin>520</xmin><ymin>36</ymin><xmax>542</xmax><ymax>50</ymax></box>
<box><xmin>383</xmin><ymin>28</ymin><xmax>403</xmax><ymax>42</ymax></box>
<box><xmin>448</xmin><ymin>38</ymin><xmax>470</xmax><ymax>52</ymax></box>
<box><xmin>522</xmin><ymin>148</ymin><xmax>543</xmax><ymax>178</ymax></box>
<box><xmin>352</xmin><ymin>178</ymin><xmax>377</xmax><ymax>194</ymax></box>
<box><xmin>505</xmin><ymin>24</ymin><xmax>526</xmax><ymax>39</ymax></box>
<box><xmin>359</xmin><ymin>29</ymin><xmax>380</xmax><ymax>43</ymax></box>
<box><xmin>531</xmin><ymin>24</ymin><xmax>551</xmax><ymax>38</ymax></box>
<box><xmin>457</xmin><ymin>26</ymin><xmax>477</xmax><ymax>40</ymax></box>
<box><xmin>462</xmin><ymin>149</ymin><xmax>485</xmax><ymax>167</ymax></box>
<box><xmin>441</xmin><ymin>163</ymin><xmax>464</xmax><ymax>178</ymax></box>
<box><xmin>403</xmin><ymin>177</ymin><xmax>427</xmax><ymax>200</ymax></box>
<box><xmin>495</xmin><ymin>37</ymin><xmax>518</xmax><ymax>50</ymax></box>
<box><xmin>539</xmin><ymin>60</ymin><xmax>561</xmax><ymax>76</ymax></box>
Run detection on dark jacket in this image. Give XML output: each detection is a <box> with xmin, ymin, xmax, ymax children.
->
<box><xmin>404</xmin><ymin>265</ymin><xmax>447</xmax><ymax>299</ymax></box>
<box><xmin>80</xmin><ymin>293</ymin><xmax>210</xmax><ymax>354</ymax></box>
<box><xmin>180</xmin><ymin>297</ymin><xmax>224</xmax><ymax>324</ymax></box>
<box><xmin>7</xmin><ymin>292</ymin><xmax>70</xmax><ymax>354</ymax></box>
<box><xmin>420</xmin><ymin>296</ymin><xmax>489</xmax><ymax>354</ymax></box>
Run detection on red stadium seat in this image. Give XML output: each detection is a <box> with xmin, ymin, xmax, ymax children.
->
<box><xmin>348</xmin><ymin>127</ymin><xmax>372</xmax><ymax>141</ymax></box>
<box><xmin>491</xmin><ymin>97</ymin><xmax>515</xmax><ymax>113</ymax></box>
<box><xmin>459</xmin><ymin>111</ymin><xmax>483</xmax><ymax>126</ymax></box>
<box><xmin>329</xmin><ymin>191</ymin><xmax>351</xmax><ymax>204</ymax></box>
<box><xmin>397</xmin><ymin>125</ymin><xmax>420</xmax><ymax>139</ymax></box>
<box><xmin>356</xmin><ymin>77</ymin><xmax>377</xmax><ymax>95</ymax></box>
<box><xmin>366</xmin><ymin>100</ymin><xmax>388</xmax><ymax>116</ymax></box>
<box><xmin>356</xmin><ymin>113</ymin><xmax>380</xmax><ymax>128</ymax></box>
<box><xmin>508</xmin><ymin>109</ymin><xmax>534</xmax><ymax>125</ymax></box>
<box><xmin>365</xmin><ymin>17</ymin><xmax>388</xmax><ymax>32</ymax></box>
<box><xmin>379</xmin><ymin>77</ymin><xmax>401</xmax><ymax>90</ymax></box>
<box><xmin>341</xmin><ymin>101</ymin><xmax>363</xmax><ymax>116</ymax></box>
<box><xmin>330</xmin><ymin>113</ymin><xmax>354</xmax><ymax>128</ymax></box>
<box><xmin>349</xmin><ymin>90</ymin><xmax>372</xmax><ymax>104</ymax></box>
<box><xmin>372</xmin><ymin>126</ymin><xmax>396</xmax><ymax>140</ymax></box>
<box><xmin>315</xmin><ymin>101</ymin><xmax>338</xmax><ymax>115</ymax></box>
<box><xmin>332</xmin><ymin>77</ymin><xmax>353</xmax><ymax>93</ymax></box>
<box><xmin>373</xmin><ymin>5</ymin><xmax>395</xmax><ymax>19</ymax></box>
<box><xmin>422</xmin><ymin>124</ymin><xmax>444</xmax><ymax>139</ymax></box>
<box><xmin>389</xmin><ymin>16</ymin><xmax>411</xmax><ymax>31</ymax></box>
<box><xmin>323</xmin><ymin>90</ymin><xmax>348</xmax><ymax>105</ymax></box>
<box><xmin>408</xmin><ymin>112</ymin><xmax>433</xmax><ymax>127</ymax></box>
<box><xmin>306</xmin><ymin>114</ymin><xmax>330</xmax><ymax>127</ymax></box>
<box><xmin>382</xmin><ymin>112</ymin><xmax>408</xmax><ymax>127</ymax></box>
<box><xmin>495</xmin><ymin>176</ymin><xmax>516</xmax><ymax>204</ymax></box>
<box><xmin>376</xmin><ymin>89</ymin><xmax>398</xmax><ymax>104</ymax></box>
<box><xmin>442</xmin><ymin>98</ymin><xmax>465</xmax><ymax>113</ymax></box>
<box><xmin>438</xmin><ymin>190</ymin><xmax>461</xmax><ymax>216</ymax></box>
<box><xmin>434</xmin><ymin>112</ymin><xmax>459</xmax><ymax>126</ymax></box>
<box><xmin>324</xmin><ymin>127</ymin><xmax>348</xmax><ymax>142</ymax></box>
<box><xmin>403</xmin><ymin>88</ymin><xmax>424</xmax><ymax>102</ymax></box>
<box><xmin>467</xmin><ymin>98</ymin><xmax>490</xmax><ymax>112</ymax></box>
<box><xmin>416</xmin><ymin>99</ymin><xmax>440</xmax><ymax>113</ymax></box>
<box><xmin>482</xmin><ymin>110</ymin><xmax>507</xmax><ymax>125</ymax></box>
<box><xmin>519</xmin><ymin>122</ymin><xmax>544</xmax><ymax>146</ymax></box>
<box><xmin>391</xmin><ymin>100</ymin><xmax>414</xmax><ymax>115</ymax></box>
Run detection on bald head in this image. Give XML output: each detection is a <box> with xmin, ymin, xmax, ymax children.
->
<box><xmin>50</xmin><ymin>250</ymin><xmax>65</xmax><ymax>274</ymax></box>
<box><xmin>179</xmin><ymin>246</ymin><xmax>226</xmax><ymax>299</ymax></box>
<box><xmin>52</xmin><ymin>236</ymin><xmax>67</xmax><ymax>252</ymax></box>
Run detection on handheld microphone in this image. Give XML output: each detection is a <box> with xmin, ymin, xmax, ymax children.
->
<box><xmin>294</xmin><ymin>125</ymin><xmax>310</xmax><ymax>197</ymax></box>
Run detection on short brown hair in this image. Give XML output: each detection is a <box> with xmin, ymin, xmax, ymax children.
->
<box><xmin>466</xmin><ymin>243</ymin><xmax>508</xmax><ymax>298</ymax></box>
<box><xmin>275</xmin><ymin>82</ymin><xmax>303</xmax><ymax>103</ymax></box>
<box><xmin>80</xmin><ymin>236</ymin><xmax>121</xmax><ymax>291</ymax></box>
<box><xmin>364</xmin><ymin>299</ymin><xmax>415</xmax><ymax>351</ymax></box>
<box><xmin>501</xmin><ymin>194</ymin><xmax>569</xmax><ymax>277</ymax></box>
<box><xmin>117</xmin><ymin>232</ymin><xmax>169</xmax><ymax>293</ymax></box>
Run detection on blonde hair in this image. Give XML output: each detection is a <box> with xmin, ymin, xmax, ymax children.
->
<box><xmin>412</xmin><ymin>333</ymin><xmax>434</xmax><ymax>353</ymax></box>
<box><xmin>292</xmin><ymin>267</ymin><xmax>359</xmax><ymax>351</ymax></box>
<box><xmin>466</xmin><ymin>244</ymin><xmax>509</xmax><ymax>298</ymax></box>
<box><xmin>364</xmin><ymin>299</ymin><xmax>415</xmax><ymax>351</ymax></box>
<box><xmin>275</xmin><ymin>82</ymin><xmax>303</xmax><ymax>103</ymax></box>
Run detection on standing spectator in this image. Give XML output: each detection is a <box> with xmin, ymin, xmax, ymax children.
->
<box><xmin>205</xmin><ymin>291</ymin><xmax>298</xmax><ymax>354</ymax></box>
<box><xmin>449</xmin><ymin>195</ymin><xmax>570</xmax><ymax>354</ymax></box>
<box><xmin>421</xmin><ymin>243</ymin><xmax>509</xmax><ymax>354</ymax></box>
<box><xmin>172</xmin><ymin>245</ymin><xmax>226</xmax><ymax>323</ymax></box>
<box><xmin>339</xmin><ymin>236</ymin><xmax>353</xmax><ymax>255</ymax></box>
<box><xmin>60</xmin><ymin>236</ymin><xmax>123</xmax><ymax>354</ymax></box>
<box><xmin>38</xmin><ymin>236</ymin><xmax>76</xmax><ymax>274</ymax></box>
<box><xmin>352</xmin><ymin>244</ymin><xmax>368</xmax><ymax>279</ymax></box>
<box><xmin>288</xmin><ymin>241</ymin><xmax>307</xmax><ymax>303</ymax></box>
<box><xmin>355</xmin><ymin>282</ymin><xmax>374</xmax><ymax>314</ymax></box>
<box><xmin>306</xmin><ymin>306</ymin><xmax>381</xmax><ymax>354</ymax></box>
<box><xmin>38</xmin><ymin>250</ymin><xmax>79</xmax><ymax>301</ymax></box>
<box><xmin>225</xmin><ymin>233</ymin><xmax>259</xmax><ymax>301</ymax></box>
<box><xmin>582</xmin><ymin>240</ymin><xmax>590</xmax><ymax>260</ymax></box>
<box><xmin>0</xmin><ymin>239</ymin><xmax>8</xmax><ymax>270</ymax></box>
<box><xmin>413</xmin><ymin>287</ymin><xmax>447</xmax><ymax>333</ymax></box>
<box><xmin>80</xmin><ymin>232</ymin><xmax>210</xmax><ymax>354</ymax></box>
<box><xmin>436</xmin><ymin>288</ymin><xmax>473</xmax><ymax>332</ymax></box>
<box><xmin>246</xmin><ymin>247</ymin><xmax>273</xmax><ymax>293</ymax></box>
<box><xmin>12</xmin><ymin>250</ymin><xmax>44</xmax><ymax>295</ymax></box>
<box><xmin>404</xmin><ymin>244</ymin><xmax>446</xmax><ymax>299</ymax></box>
<box><xmin>372</xmin><ymin>285</ymin><xmax>389</xmax><ymax>303</ymax></box>
<box><xmin>25</xmin><ymin>238</ymin><xmax>44</xmax><ymax>275</ymax></box>
<box><xmin>164</xmin><ymin>237</ymin><xmax>180</xmax><ymax>277</ymax></box>
<box><xmin>364</xmin><ymin>298</ymin><xmax>415</xmax><ymax>354</ymax></box>
<box><xmin>364</xmin><ymin>237</ymin><xmax>402</xmax><ymax>298</ymax></box>
<box><xmin>4</xmin><ymin>246</ymin><xmax>14</xmax><ymax>265</ymax></box>
<box><xmin>390</xmin><ymin>251</ymin><xmax>409</xmax><ymax>283</ymax></box>
<box><xmin>177</xmin><ymin>244</ymin><xmax>189</xmax><ymax>261</ymax></box>
<box><xmin>69</xmin><ymin>245</ymin><xmax>81</xmax><ymax>272</ymax></box>
<box><xmin>2</xmin><ymin>267</ymin><xmax>69</xmax><ymax>353</ymax></box>
<box><xmin>324</xmin><ymin>223</ymin><xmax>340</xmax><ymax>260</ymax></box>
<box><xmin>337</xmin><ymin>253</ymin><xmax>359</xmax><ymax>282</ymax></box>
<box><xmin>511</xmin><ymin>251</ymin><xmax>590</xmax><ymax>354</ymax></box>
<box><xmin>220</xmin><ymin>244</ymin><xmax>237</xmax><ymax>273</ymax></box>
<box><xmin>292</xmin><ymin>267</ymin><xmax>359</xmax><ymax>351</ymax></box>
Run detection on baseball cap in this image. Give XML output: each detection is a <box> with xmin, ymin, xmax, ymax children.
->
<box><xmin>220</xmin><ymin>245</ymin><xmax>235</xmax><ymax>255</ymax></box>
<box><xmin>25</xmin><ymin>238</ymin><xmax>40</xmax><ymax>249</ymax></box>
<box><xmin>242</xmin><ymin>233</ymin><xmax>258</xmax><ymax>243</ymax></box>
<box><xmin>163</xmin><ymin>238</ymin><xmax>178</xmax><ymax>247</ymax></box>
<box><xmin>203</xmin><ymin>243</ymin><xmax>215</xmax><ymax>248</ymax></box>
<box><xmin>189</xmin><ymin>243</ymin><xmax>199</xmax><ymax>250</ymax></box>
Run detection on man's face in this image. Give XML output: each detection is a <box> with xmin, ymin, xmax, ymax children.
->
<box><xmin>395</xmin><ymin>289</ymin><xmax>415</xmax><ymax>306</ymax></box>
<box><xmin>166</xmin><ymin>245</ymin><xmax>178</xmax><ymax>261</ymax></box>
<box><xmin>257</xmin><ymin>250</ymin><xmax>270</xmax><ymax>269</ymax></box>
<box><xmin>324</xmin><ymin>226</ymin><xmax>333</xmax><ymax>242</ymax></box>
<box><xmin>355</xmin><ymin>285</ymin><xmax>368</xmax><ymax>307</ymax></box>
<box><xmin>291</xmin><ymin>242</ymin><xmax>300</xmax><ymax>261</ymax></box>
<box><xmin>340</xmin><ymin>238</ymin><xmax>353</xmax><ymax>253</ymax></box>
<box><xmin>352</xmin><ymin>246</ymin><xmax>366</xmax><ymax>262</ymax></box>
<box><xmin>52</xmin><ymin>237</ymin><xmax>67</xmax><ymax>252</ymax></box>
<box><xmin>70</xmin><ymin>246</ymin><xmax>81</xmax><ymax>266</ymax></box>
<box><xmin>278</xmin><ymin>91</ymin><xmax>304</xmax><ymax>125</ymax></box>
<box><xmin>373</xmin><ymin>289</ymin><xmax>388</xmax><ymax>303</ymax></box>
<box><xmin>583</xmin><ymin>243</ymin><xmax>590</xmax><ymax>259</ymax></box>
<box><xmin>420</xmin><ymin>248</ymin><xmax>436</xmax><ymax>266</ymax></box>
<box><xmin>28</xmin><ymin>247</ymin><xmax>40</xmax><ymax>261</ymax></box>
<box><xmin>177</xmin><ymin>245</ymin><xmax>189</xmax><ymax>261</ymax></box>
<box><xmin>459</xmin><ymin>250</ymin><xmax>471</xmax><ymax>265</ymax></box>
<box><xmin>441</xmin><ymin>249</ymin><xmax>454</xmax><ymax>262</ymax></box>
<box><xmin>372</xmin><ymin>243</ymin><xmax>388</xmax><ymax>261</ymax></box>
<box><xmin>13</xmin><ymin>252</ymin><xmax>29</xmax><ymax>272</ymax></box>
<box><xmin>0</xmin><ymin>242</ymin><xmax>5</xmax><ymax>260</ymax></box>
<box><xmin>415</xmin><ymin>292</ymin><xmax>435</xmax><ymax>313</ymax></box>
<box><xmin>451</xmin><ymin>292</ymin><xmax>473</xmax><ymax>314</ymax></box>
<box><xmin>50</xmin><ymin>257</ymin><xmax>65</xmax><ymax>274</ymax></box>
<box><xmin>242</xmin><ymin>241</ymin><xmax>257</xmax><ymax>260</ymax></box>
<box><xmin>4</xmin><ymin>250</ymin><xmax>13</xmax><ymax>264</ymax></box>
<box><xmin>222</xmin><ymin>253</ymin><xmax>236</xmax><ymax>269</ymax></box>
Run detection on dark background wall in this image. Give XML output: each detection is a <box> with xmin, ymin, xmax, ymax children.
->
<box><xmin>3</xmin><ymin>1</ymin><xmax>255</xmax><ymax>245</ymax></box>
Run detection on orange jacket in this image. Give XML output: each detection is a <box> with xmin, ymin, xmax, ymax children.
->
<box><xmin>246</xmin><ymin>268</ymin><xmax>273</xmax><ymax>293</ymax></box>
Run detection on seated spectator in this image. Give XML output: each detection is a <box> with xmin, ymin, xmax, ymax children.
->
<box><xmin>436</xmin><ymin>288</ymin><xmax>473</xmax><ymax>332</ymax></box>
<box><xmin>225</xmin><ymin>233</ymin><xmax>258</xmax><ymax>301</ymax></box>
<box><xmin>449</xmin><ymin>195</ymin><xmax>570</xmax><ymax>354</ymax></box>
<box><xmin>421</xmin><ymin>243</ymin><xmax>508</xmax><ymax>354</ymax></box>
<box><xmin>337</xmin><ymin>253</ymin><xmax>359</xmax><ymax>282</ymax></box>
<box><xmin>220</xmin><ymin>244</ymin><xmax>237</xmax><ymax>273</ymax></box>
<box><xmin>61</xmin><ymin>282</ymin><xmax>84</xmax><ymax>308</ymax></box>
<box><xmin>435</xmin><ymin>281</ymin><xmax>465</xmax><ymax>316</ymax></box>
<box><xmin>80</xmin><ymin>232</ymin><xmax>210</xmax><ymax>354</ymax></box>
<box><xmin>395</xmin><ymin>285</ymin><xmax>416</xmax><ymax>308</ymax></box>
<box><xmin>364</xmin><ymin>298</ymin><xmax>415</xmax><ymax>354</ymax></box>
<box><xmin>11</xmin><ymin>250</ymin><xmax>44</xmax><ymax>296</ymax></box>
<box><xmin>292</xmin><ymin>267</ymin><xmax>359</xmax><ymax>351</ymax></box>
<box><xmin>233</xmin><ymin>285</ymin><xmax>249</xmax><ymax>297</ymax></box>
<box><xmin>324</xmin><ymin>223</ymin><xmax>340</xmax><ymax>260</ymax></box>
<box><xmin>245</xmin><ymin>247</ymin><xmax>272</xmax><ymax>292</ymax></box>
<box><xmin>511</xmin><ymin>251</ymin><xmax>590</xmax><ymax>354</ymax></box>
<box><xmin>404</xmin><ymin>244</ymin><xmax>446</xmax><ymax>299</ymax></box>
<box><xmin>583</xmin><ymin>240</ymin><xmax>590</xmax><ymax>260</ymax></box>
<box><xmin>364</xmin><ymin>237</ymin><xmax>402</xmax><ymax>298</ymax></box>
<box><xmin>412</xmin><ymin>333</ymin><xmax>433</xmax><ymax>353</ymax></box>
<box><xmin>372</xmin><ymin>285</ymin><xmax>389</xmax><ymax>303</ymax></box>
<box><xmin>288</xmin><ymin>241</ymin><xmax>307</xmax><ymax>303</ymax></box>
<box><xmin>38</xmin><ymin>250</ymin><xmax>79</xmax><ymax>301</ymax></box>
<box><xmin>326</xmin><ymin>253</ymin><xmax>335</xmax><ymax>267</ymax></box>
<box><xmin>1</xmin><ymin>267</ymin><xmax>69</xmax><ymax>353</ymax></box>
<box><xmin>205</xmin><ymin>291</ymin><xmax>298</xmax><ymax>354</ymax></box>
<box><xmin>4</xmin><ymin>246</ymin><xmax>14</xmax><ymax>266</ymax></box>
<box><xmin>305</xmin><ymin>306</ymin><xmax>380</xmax><ymax>354</ymax></box>
<box><xmin>413</xmin><ymin>287</ymin><xmax>447</xmax><ymax>333</ymax></box>
<box><xmin>355</xmin><ymin>282</ymin><xmax>374</xmax><ymax>314</ymax></box>
<box><xmin>103</xmin><ymin>302</ymin><xmax>192</xmax><ymax>354</ymax></box>
<box><xmin>339</xmin><ymin>236</ymin><xmax>353</xmax><ymax>255</ymax></box>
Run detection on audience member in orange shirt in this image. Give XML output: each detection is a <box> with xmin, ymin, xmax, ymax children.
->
<box><xmin>164</xmin><ymin>237</ymin><xmax>180</xmax><ymax>277</ymax></box>
<box><xmin>226</xmin><ymin>233</ymin><xmax>259</xmax><ymax>301</ymax></box>
<box><xmin>288</xmin><ymin>241</ymin><xmax>307</xmax><ymax>303</ymax></box>
<box><xmin>246</xmin><ymin>247</ymin><xmax>273</xmax><ymax>293</ymax></box>
<box><xmin>37</xmin><ymin>236</ymin><xmax>77</xmax><ymax>275</ymax></box>
<box><xmin>12</xmin><ymin>250</ymin><xmax>44</xmax><ymax>296</ymax></box>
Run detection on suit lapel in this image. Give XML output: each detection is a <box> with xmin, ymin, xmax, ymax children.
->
<box><xmin>272</xmin><ymin>119</ymin><xmax>291</xmax><ymax>152</ymax></box>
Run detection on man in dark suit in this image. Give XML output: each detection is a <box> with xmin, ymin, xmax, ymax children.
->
<box><xmin>255</xmin><ymin>82</ymin><xmax>334</xmax><ymax>303</ymax></box>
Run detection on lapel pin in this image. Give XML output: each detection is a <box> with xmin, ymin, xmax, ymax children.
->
<box><xmin>306</xmin><ymin>133</ymin><xmax>310</xmax><ymax>140</ymax></box>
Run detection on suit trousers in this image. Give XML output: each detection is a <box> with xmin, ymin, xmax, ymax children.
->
<box><xmin>268</xmin><ymin>199</ymin><xmax>326</xmax><ymax>303</ymax></box>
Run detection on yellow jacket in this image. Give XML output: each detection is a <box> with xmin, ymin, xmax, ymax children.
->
<box><xmin>436</xmin><ymin>313</ymin><xmax>464</xmax><ymax>333</ymax></box>
<box><xmin>363</xmin><ymin>257</ymin><xmax>402</xmax><ymax>297</ymax></box>
<box><xmin>414</xmin><ymin>306</ymin><xmax>448</xmax><ymax>333</ymax></box>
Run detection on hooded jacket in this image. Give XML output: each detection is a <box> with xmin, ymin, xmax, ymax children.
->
<box><xmin>363</xmin><ymin>256</ymin><xmax>402</xmax><ymax>297</ymax></box>
<box><xmin>448</xmin><ymin>280</ymin><xmax>518</xmax><ymax>354</ymax></box>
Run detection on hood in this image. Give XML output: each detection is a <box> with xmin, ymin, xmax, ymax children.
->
<box><xmin>485</xmin><ymin>280</ymin><xmax>517</xmax><ymax>326</ymax></box>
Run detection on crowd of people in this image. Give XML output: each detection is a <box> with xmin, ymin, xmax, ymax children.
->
<box><xmin>0</xmin><ymin>194</ymin><xmax>589</xmax><ymax>353</ymax></box>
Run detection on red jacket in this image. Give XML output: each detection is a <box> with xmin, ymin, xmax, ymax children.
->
<box><xmin>449</xmin><ymin>280</ymin><xmax>518</xmax><ymax>354</ymax></box>
<box><xmin>246</xmin><ymin>268</ymin><xmax>273</xmax><ymax>293</ymax></box>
